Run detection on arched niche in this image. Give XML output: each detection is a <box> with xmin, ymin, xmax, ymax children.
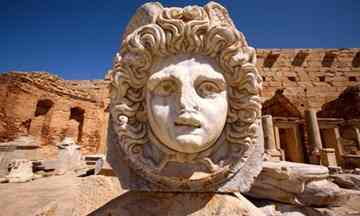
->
<box><xmin>34</xmin><ymin>99</ymin><xmax>54</xmax><ymax>117</ymax></box>
<box><xmin>29</xmin><ymin>99</ymin><xmax>55</xmax><ymax>142</ymax></box>
<box><xmin>69</xmin><ymin>107</ymin><xmax>85</xmax><ymax>143</ymax></box>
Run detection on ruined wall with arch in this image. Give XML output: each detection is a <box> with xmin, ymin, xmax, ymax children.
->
<box><xmin>0</xmin><ymin>72</ymin><xmax>110</xmax><ymax>159</ymax></box>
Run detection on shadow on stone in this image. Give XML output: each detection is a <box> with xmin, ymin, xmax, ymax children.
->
<box><xmin>88</xmin><ymin>191</ymin><xmax>263</xmax><ymax>216</ymax></box>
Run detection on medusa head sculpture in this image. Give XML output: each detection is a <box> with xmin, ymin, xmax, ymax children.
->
<box><xmin>108</xmin><ymin>2</ymin><xmax>263</xmax><ymax>192</ymax></box>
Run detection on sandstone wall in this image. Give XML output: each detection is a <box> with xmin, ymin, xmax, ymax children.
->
<box><xmin>0</xmin><ymin>72</ymin><xmax>110</xmax><ymax>158</ymax></box>
<box><xmin>257</xmin><ymin>48</ymin><xmax>360</xmax><ymax>114</ymax></box>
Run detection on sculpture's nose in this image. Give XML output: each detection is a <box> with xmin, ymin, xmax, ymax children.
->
<box><xmin>176</xmin><ymin>85</ymin><xmax>199</xmax><ymax>113</ymax></box>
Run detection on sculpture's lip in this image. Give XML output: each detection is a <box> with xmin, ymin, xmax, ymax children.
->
<box><xmin>174</xmin><ymin>113</ymin><xmax>201</xmax><ymax>128</ymax></box>
<box><xmin>174</xmin><ymin>122</ymin><xmax>201</xmax><ymax>128</ymax></box>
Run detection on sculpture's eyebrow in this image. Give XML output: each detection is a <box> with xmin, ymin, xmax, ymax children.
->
<box><xmin>195</xmin><ymin>74</ymin><xmax>226</xmax><ymax>89</ymax></box>
<box><xmin>147</xmin><ymin>70</ymin><xmax>173</xmax><ymax>90</ymax></box>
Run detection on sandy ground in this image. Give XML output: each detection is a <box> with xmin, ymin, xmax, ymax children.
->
<box><xmin>0</xmin><ymin>174</ymin><xmax>80</xmax><ymax>216</ymax></box>
<box><xmin>1</xmin><ymin>174</ymin><xmax>360</xmax><ymax>216</ymax></box>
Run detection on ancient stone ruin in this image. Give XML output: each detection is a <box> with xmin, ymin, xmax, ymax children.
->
<box><xmin>0</xmin><ymin>72</ymin><xmax>110</xmax><ymax>158</ymax></box>
<box><xmin>0</xmin><ymin>1</ymin><xmax>360</xmax><ymax>216</ymax></box>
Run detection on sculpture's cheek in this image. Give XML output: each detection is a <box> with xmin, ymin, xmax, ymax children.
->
<box><xmin>197</xmin><ymin>92</ymin><xmax>228</xmax><ymax>143</ymax></box>
<box><xmin>148</xmin><ymin>95</ymin><xmax>176</xmax><ymax>143</ymax></box>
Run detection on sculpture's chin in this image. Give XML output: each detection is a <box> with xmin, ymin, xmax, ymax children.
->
<box><xmin>173</xmin><ymin>135</ymin><xmax>209</xmax><ymax>153</ymax></box>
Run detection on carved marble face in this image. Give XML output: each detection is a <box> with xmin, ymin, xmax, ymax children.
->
<box><xmin>146</xmin><ymin>55</ymin><xmax>228</xmax><ymax>153</ymax></box>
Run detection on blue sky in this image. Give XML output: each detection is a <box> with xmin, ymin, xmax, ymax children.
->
<box><xmin>1</xmin><ymin>0</ymin><xmax>359</xmax><ymax>80</ymax></box>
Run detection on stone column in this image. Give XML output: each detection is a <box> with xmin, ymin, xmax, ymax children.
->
<box><xmin>262</xmin><ymin>115</ymin><xmax>276</xmax><ymax>151</ymax></box>
<box><xmin>292</xmin><ymin>125</ymin><xmax>305</xmax><ymax>163</ymax></box>
<box><xmin>273</xmin><ymin>126</ymin><xmax>285</xmax><ymax>160</ymax></box>
<box><xmin>305</xmin><ymin>109</ymin><xmax>322</xmax><ymax>163</ymax></box>
<box><xmin>262</xmin><ymin>115</ymin><xmax>282</xmax><ymax>161</ymax></box>
<box><xmin>354</xmin><ymin>127</ymin><xmax>360</xmax><ymax>150</ymax></box>
<box><xmin>333</xmin><ymin>128</ymin><xmax>344</xmax><ymax>156</ymax></box>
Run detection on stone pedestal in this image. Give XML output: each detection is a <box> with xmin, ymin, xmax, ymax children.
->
<box><xmin>305</xmin><ymin>109</ymin><xmax>323</xmax><ymax>163</ymax></box>
<box><xmin>320</xmin><ymin>148</ymin><xmax>338</xmax><ymax>167</ymax></box>
<box><xmin>56</xmin><ymin>137</ymin><xmax>82</xmax><ymax>174</ymax></box>
<box><xmin>0</xmin><ymin>144</ymin><xmax>16</xmax><ymax>177</ymax></box>
<box><xmin>88</xmin><ymin>192</ymin><xmax>265</xmax><ymax>216</ymax></box>
<box><xmin>262</xmin><ymin>115</ymin><xmax>282</xmax><ymax>161</ymax></box>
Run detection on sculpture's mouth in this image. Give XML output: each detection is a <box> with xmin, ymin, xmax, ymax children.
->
<box><xmin>174</xmin><ymin>113</ymin><xmax>201</xmax><ymax>129</ymax></box>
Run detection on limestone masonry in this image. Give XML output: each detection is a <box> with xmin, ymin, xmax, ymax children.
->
<box><xmin>258</xmin><ymin>48</ymin><xmax>360</xmax><ymax>112</ymax></box>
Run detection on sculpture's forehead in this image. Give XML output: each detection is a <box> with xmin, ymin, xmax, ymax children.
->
<box><xmin>151</xmin><ymin>54</ymin><xmax>223</xmax><ymax>77</ymax></box>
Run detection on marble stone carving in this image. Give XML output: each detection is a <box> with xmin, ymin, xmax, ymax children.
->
<box><xmin>107</xmin><ymin>1</ymin><xmax>263</xmax><ymax>192</ymax></box>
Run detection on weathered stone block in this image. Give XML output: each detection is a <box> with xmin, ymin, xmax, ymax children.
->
<box><xmin>332</xmin><ymin>174</ymin><xmax>360</xmax><ymax>190</ymax></box>
<box><xmin>7</xmin><ymin>159</ymin><xmax>34</xmax><ymax>183</ymax></box>
<box><xmin>247</xmin><ymin>161</ymin><xmax>349</xmax><ymax>207</ymax></box>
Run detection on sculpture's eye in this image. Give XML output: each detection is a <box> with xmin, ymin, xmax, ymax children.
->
<box><xmin>197</xmin><ymin>81</ymin><xmax>221</xmax><ymax>98</ymax></box>
<box><xmin>153</xmin><ymin>80</ymin><xmax>176</xmax><ymax>96</ymax></box>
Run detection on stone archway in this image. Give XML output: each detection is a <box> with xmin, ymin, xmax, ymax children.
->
<box><xmin>29</xmin><ymin>99</ymin><xmax>54</xmax><ymax>144</ymax></box>
<box><xmin>34</xmin><ymin>99</ymin><xmax>54</xmax><ymax>117</ymax></box>
<box><xmin>67</xmin><ymin>107</ymin><xmax>85</xmax><ymax>143</ymax></box>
